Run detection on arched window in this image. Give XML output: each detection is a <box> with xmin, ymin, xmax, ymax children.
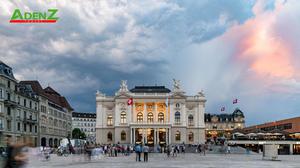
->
<box><xmin>176</xmin><ymin>103</ymin><xmax>180</xmax><ymax>108</ymax></box>
<box><xmin>175</xmin><ymin>112</ymin><xmax>180</xmax><ymax>124</ymax></box>
<box><xmin>158</xmin><ymin>112</ymin><xmax>164</xmax><ymax>123</ymax></box>
<box><xmin>107</xmin><ymin>115</ymin><xmax>113</xmax><ymax>126</ymax></box>
<box><xmin>147</xmin><ymin>113</ymin><xmax>153</xmax><ymax>123</ymax></box>
<box><xmin>121</xmin><ymin>131</ymin><xmax>126</xmax><ymax>141</ymax></box>
<box><xmin>107</xmin><ymin>132</ymin><xmax>112</xmax><ymax>141</ymax></box>
<box><xmin>175</xmin><ymin>130</ymin><xmax>181</xmax><ymax>141</ymax></box>
<box><xmin>188</xmin><ymin>132</ymin><xmax>194</xmax><ymax>142</ymax></box>
<box><xmin>188</xmin><ymin>115</ymin><xmax>194</xmax><ymax>126</ymax></box>
<box><xmin>137</xmin><ymin>113</ymin><xmax>143</xmax><ymax>122</ymax></box>
<box><xmin>120</xmin><ymin>112</ymin><xmax>126</xmax><ymax>124</ymax></box>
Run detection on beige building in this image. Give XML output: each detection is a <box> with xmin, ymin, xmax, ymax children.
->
<box><xmin>0</xmin><ymin>61</ymin><xmax>39</xmax><ymax>146</ymax></box>
<box><xmin>20</xmin><ymin>81</ymin><xmax>73</xmax><ymax>147</ymax></box>
<box><xmin>72</xmin><ymin>112</ymin><xmax>96</xmax><ymax>142</ymax></box>
<box><xmin>96</xmin><ymin>80</ymin><xmax>206</xmax><ymax>146</ymax></box>
<box><xmin>205</xmin><ymin>109</ymin><xmax>245</xmax><ymax>139</ymax></box>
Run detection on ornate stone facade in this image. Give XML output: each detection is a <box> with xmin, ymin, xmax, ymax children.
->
<box><xmin>96</xmin><ymin>80</ymin><xmax>206</xmax><ymax>146</ymax></box>
<box><xmin>205</xmin><ymin>108</ymin><xmax>245</xmax><ymax>139</ymax></box>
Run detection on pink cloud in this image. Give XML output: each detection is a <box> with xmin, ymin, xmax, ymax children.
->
<box><xmin>221</xmin><ymin>0</ymin><xmax>300</xmax><ymax>93</ymax></box>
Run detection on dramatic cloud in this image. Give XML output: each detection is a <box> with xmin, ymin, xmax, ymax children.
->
<box><xmin>1</xmin><ymin>0</ymin><xmax>299</xmax><ymax>125</ymax></box>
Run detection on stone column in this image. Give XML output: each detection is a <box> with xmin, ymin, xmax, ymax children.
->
<box><xmin>130</xmin><ymin>128</ymin><xmax>133</xmax><ymax>144</ymax></box>
<box><xmin>154</xmin><ymin>102</ymin><xmax>156</xmax><ymax>122</ymax></box>
<box><xmin>133</xmin><ymin>128</ymin><xmax>135</xmax><ymax>144</ymax></box>
<box><xmin>157</xmin><ymin>129</ymin><xmax>160</xmax><ymax>144</ymax></box>
<box><xmin>144</xmin><ymin>103</ymin><xmax>147</xmax><ymax>122</ymax></box>
<box><xmin>166</xmin><ymin>100</ymin><xmax>169</xmax><ymax>123</ymax></box>
<box><xmin>168</xmin><ymin>128</ymin><xmax>171</xmax><ymax>145</ymax></box>
<box><xmin>154</xmin><ymin>128</ymin><xmax>157</xmax><ymax>145</ymax></box>
<box><xmin>290</xmin><ymin>144</ymin><xmax>294</xmax><ymax>155</ymax></box>
<box><xmin>142</xmin><ymin>128</ymin><xmax>145</xmax><ymax>144</ymax></box>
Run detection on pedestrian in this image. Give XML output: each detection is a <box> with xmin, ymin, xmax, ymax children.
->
<box><xmin>135</xmin><ymin>144</ymin><xmax>141</xmax><ymax>162</ymax></box>
<box><xmin>4</xmin><ymin>137</ymin><xmax>28</xmax><ymax>168</ymax></box>
<box><xmin>166</xmin><ymin>145</ymin><xmax>171</xmax><ymax>157</ymax></box>
<box><xmin>114</xmin><ymin>146</ymin><xmax>118</xmax><ymax>157</ymax></box>
<box><xmin>84</xmin><ymin>142</ymin><xmax>92</xmax><ymax>161</ymax></box>
<box><xmin>227</xmin><ymin>145</ymin><xmax>231</xmax><ymax>154</ymax></box>
<box><xmin>201</xmin><ymin>144</ymin><xmax>206</xmax><ymax>156</ymax></box>
<box><xmin>198</xmin><ymin>144</ymin><xmax>202</xmax><ymax>155</ymax></box>
<box><xmin>143</xmin><ymin>144</ymin><xmax>149</xmax><ymax>162</ymax></box>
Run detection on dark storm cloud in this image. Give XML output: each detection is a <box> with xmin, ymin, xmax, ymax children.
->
<box><xmin>4</xmin><ymin>0</ymin><xmax>300</xmax><ymax>127</ymax></box>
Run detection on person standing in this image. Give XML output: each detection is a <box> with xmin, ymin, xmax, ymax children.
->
<box><xmin>135</xmin><ymin>144</ymin><xmax>141</xmax><ymax>162</ymax></box>
<box><xmin>143</xmin><ymin>144</ymin><xmax>149</xmax><ymax>162</ymax></box>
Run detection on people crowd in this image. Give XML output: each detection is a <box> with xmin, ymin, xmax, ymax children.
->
<box><xmin>0</xmin><ymin>136</ymin><xmax>228</xmax><ymax>167</ymax></box>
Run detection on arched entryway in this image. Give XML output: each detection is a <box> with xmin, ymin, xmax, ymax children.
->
<box><xmin>54</xmin><ymin>139</ymin><xmax>58</xmax><ymax>148</ymax></box>
<box><xmin>49</xmin><ymin>138</ymin><xmax>53</xmax><ymax>147</ymax></box>
<box><xmin>41</xmin><ymin>137</ymin><xmax>46</xmax><ymax>147</ymax></box>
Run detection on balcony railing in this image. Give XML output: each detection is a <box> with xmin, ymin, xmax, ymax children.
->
<box><xmin>173</xmin><ymin>122</ymin><xmax>182</xmax><ymax>125</ymax></box>
<box><xmin>130</xmin><ymin>121</ymin><xmax>171</xmax><ymax>125</ymax></box>
<box><xmin>4</xmin><ymin>99</ymin><xmax>18</xmax><ymax>107</ymax></box>
<box><xmin>24</xmin><ymin>118</ymin><xmax>38</xmax><ymax>124</ymax></box>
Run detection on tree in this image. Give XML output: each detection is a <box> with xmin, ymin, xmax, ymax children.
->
<box><xmin>72</xmin><ymin>128</ymin><xmax>86</xmax><ymax>139</ymax></box>
<box><xmin>80</xmin><ymin>131</ymin><xmax>86</xmax><ymax>139</ymax></box>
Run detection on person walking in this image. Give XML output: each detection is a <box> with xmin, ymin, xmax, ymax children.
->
<box><xmin>143</xmin><ymin>144</ymin><xmax>149</xmax><ymax>162</ymax></box>
<box><xmin>201</xmin><ymin>143</ymin><xmax>206</xmax><ymax>156</ymax></box>
<box><xmin>166</xmin><ymin>145</ymin><xmax>171</xmax><ymax>157</ymax></box>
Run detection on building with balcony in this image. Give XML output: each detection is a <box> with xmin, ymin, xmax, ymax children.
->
<box><xmin>96</xmin><ymin>80</ymin><xmax>206</xmax><ymax>146</ymax></box>
<box><xmin>205</xmin><ymin>109</ymin><xmax>245</xmax><ymax>139</ymax></box>
<box><xmin>15</xmin><ymin>83</ymin><xmax>39</xmax><ymax>146</ymax></box>
<box><xmin>20</xmin><ymin>81</ymin><xmax>74</xmax><ymax>147</ymax></box>
<box><xmin>0</xmin><ymin>61</ymin><xmax>39</xmax><ymax>146</ymax></box>
<box><xmin>72</xmin><ymin>112</ymin><xmax>96</xmax><ymax>142</ymax></box>
<box><xmin>0</xmin><ymin>61</ymin><xmax>18</xmax><ymax>145</ymax></box>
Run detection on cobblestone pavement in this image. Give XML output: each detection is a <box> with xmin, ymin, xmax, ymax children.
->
<box><xmin>25</xmin><ymin>153</ymin><xmax>300</xmax><ymax>168</ymax></box>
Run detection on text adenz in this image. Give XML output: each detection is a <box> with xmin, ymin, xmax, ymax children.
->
<box><xmin>10</xmin><ymin>9</ymin><xmax>59</xmax><ymax>23</ymax></box>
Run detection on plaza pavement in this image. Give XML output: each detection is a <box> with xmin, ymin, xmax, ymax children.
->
<box><xmin>25</xmin><ymin>153</ymin><xmax>300</xmax><ymax>168</ymax></box>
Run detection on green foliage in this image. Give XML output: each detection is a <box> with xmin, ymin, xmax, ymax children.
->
<box><xmin>72</xmin><ymin>128</ymin><xmax>86</xmax><ymax>139</ymax></box>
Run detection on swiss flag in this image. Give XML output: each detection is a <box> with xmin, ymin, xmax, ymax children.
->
<box><xmin>127</xmin><ymin>98</ymin><xmax>133</xmax><ymax>106</ymax></box>
<box><xmin>233</xmin><ymin>98</ymin><xmax>238</xmax><ymax>104</ymax></box>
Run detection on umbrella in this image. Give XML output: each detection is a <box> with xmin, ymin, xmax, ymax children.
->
<box><xmin>246</xmin><ymin>133</ymin><xmax>257</xmax><ymax>136</ymax></box>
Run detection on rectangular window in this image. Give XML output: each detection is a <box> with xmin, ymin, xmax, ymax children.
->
<box><xmin>7</xmin><ymin>120</ymin><xmax>11</xmax><ymax>131</ymax></box>
<box><xmin>17</xmin><ymin>96</ymin><xmax>20</xmax><ymax>104</ymax></box>
<box><xmin>7</xmin><ymin>107</ymin><xmax>11</xmax><ymax>116</ymax></box>
<box><xmin>17</xmin><ymin>122</ymin><xmax>20</xmax><ymax>131</ymax></box>
<box><xmin>7</xmin><ymin>81</ymin><xmax>10</xmax><ymax>88</ymax></box>
<box><xmin>29</xmin><ymin>101</ymin><xmax>32</xmax><ymax>109</ymax></box>
<box><xmin>29</xmin><ymin>125</ymin><xmax>32</xmax><ymax>132</ymax></box>
<box><xmin>24</xmin><ymin>99</ymin><xmax>26</xmax><ymax>107</ymax></box>
<box><xmin>0</xmin><ymin>88</ymin><xmax>2</xmax><ymax>98</ymax></box>
<box><xmin>0</xmin><ymin>104</ymin><xmax>2</xmax><ymax>113</ymax></box>
<box><xmin>16</xmin><ymin>109</ymin><xmax>19</xmax><ymax>117</ymax></box>
<box><xmin>24</xmin><ymin>111</ymin><xmax>27</xmax><ymax>119</ymax></box>
<box><xmin>0</xmin><ymin>119</ymin><xmax>3</xmax><ymax>129</ymax></box>
<box><xmin>23</xmin><ymin>123</ymin><xmax>26</xmax><ymax>132</ymax></box>
<box><xmin>35</xmin><ymin>126</ymin><xmax>37</xmax><ymax>133</ymax></box>
<box><xmin>7</xmin><ymin>93</ymin><xmax>10</xmax><ymax>101</ymax></box>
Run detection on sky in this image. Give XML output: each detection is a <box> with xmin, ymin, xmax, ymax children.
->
<box><xmin>1</xmin><ymin>0</ymin><xmax>300</xmax><ymax>126</ymax></box>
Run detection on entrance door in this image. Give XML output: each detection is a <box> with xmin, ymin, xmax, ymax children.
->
<box><xmin>158</xmin><ymin>128</ymin><xmax>166</xmax><ymax>147</ymax></box>
<box><xmin>41</xmin><ymin>137</ymin><xmax>46</xmax><ymax>147</ymax></box>
<box><xmin>147</xmin><ymin>128</ymin><xmax>154</xmax><ymax>146</ymax></box>
<box><xmin>135</xmin><ymin>128</ymin><xmax>143</xmax><ymax>144</ymax></box>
